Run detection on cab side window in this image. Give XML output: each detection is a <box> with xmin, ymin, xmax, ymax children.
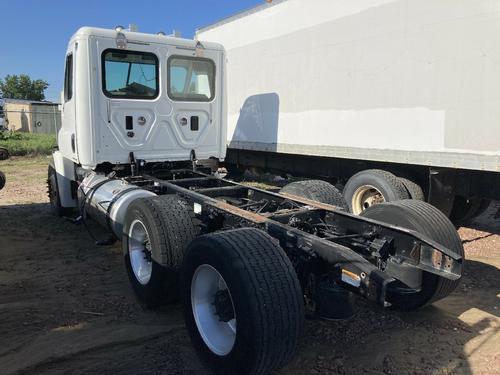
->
<box><xmin>64</xmin><ymin>54</ymin><xmax>73</xmax><ymax>101</ymax></box>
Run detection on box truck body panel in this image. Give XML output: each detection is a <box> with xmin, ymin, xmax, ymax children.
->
<box><xmin>197</xmin><ymin>0</ymin><xmax>500</xmax><ymax>172</ymax></box>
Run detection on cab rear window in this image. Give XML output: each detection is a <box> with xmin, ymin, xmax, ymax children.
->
<box><xmin>102</xmin><ymin>49</ymin><xmax>159</xmax><ymax>99</ymax></box>
<box><xmin>168</xmin><ymin>56</ymin><xmax>215</xmax><ymax>102</ymax></box>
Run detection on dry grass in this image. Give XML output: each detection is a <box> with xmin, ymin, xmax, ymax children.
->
<box><xmin>0</xmin><ymin>156</ymin><xmax>49</xmax><ymax>204</ymax></box>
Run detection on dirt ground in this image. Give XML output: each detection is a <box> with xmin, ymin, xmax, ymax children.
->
<box><xmin>0</xmin><ymin>157</ymin><xmax>498</xmax><ymax>375</ymax></box>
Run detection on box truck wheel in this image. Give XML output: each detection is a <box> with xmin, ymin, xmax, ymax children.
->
<box><xmin>449</xmin><ymin>196</ymin><xmax>488</xmax><ymax>226</ymax></box>
<box><xmin>280</xmin><ymin>180</ymin><xmax>348</xmax><ymax>210</ymax></box>
<box><xmin>343</xmin><ymin>169</ymin><xmax>410</xmax><ymax>214</ymax></box>
<box><xmin>181</xmin><ymin>228</ymin><xmax>304</xmax><ymax>375</ymax></box>
<box><xmin>398</xmin><ymin>177</ymin><xmax>425</xmax><ymax>201</ymax></box>
<box><xmin>471</xmin><ymin>199</ymin><xmax>492</xmax><ymax>219</ymax></box>
<box><xmin>362</xmin><ymin>200</ymin><xmax>463</xmax><ymax>311</ymax></box>
<box><xmin>47</xmin><ymin>165</ymin><xmax>73</xmax><ymax>216</ymax></box>
<box><xmin>0</xmin><ymin>171</ymin><xmax>5</xmax><ymax>191</ymax></box>
<box><xmin>123</xmin><ymin>195</ymin><xmax>196</xmax><ymax>308</ymax></box>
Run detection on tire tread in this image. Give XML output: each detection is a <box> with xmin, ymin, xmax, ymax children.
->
<box><xmin>363</xmin><ymin>199</ymin><xmax>463</xmax><ymax>310</ymax></box>
<box><xmin>395</xmin><ymin>200</ymin><xmax>463</xmax><ymax>303</ymax></box>
<box><xmin>184</xmin><ymin>228</ymin><xmax>304</xmax><ymax>375</ymax></box>
<box><xmin>343</xmin><ymin>169</ymin><xmax>410</xmax><ymax>213</ymax></box>
<box><xmin>280</xmin><ymin>180</ymin><xmax>348</xmax><ymax>210</ymax></box>
<box><xmin>123</xmin><ymin>195</ymin><xmax>196</xmax><ymax>307</ymax></box>
<box><xmin>398</xmin><ymin>177</ymin><xmax>425</xmax><ymax>201</ymax></box>
<box><xmin>0</xmin><ymin>171</ymin><xmax>5</xmax><ymax>191</ymax></box>
<box><xmin>142</xmin><ymin>195</ymin><xmax>197</xmax><ymax>267</ymax></box>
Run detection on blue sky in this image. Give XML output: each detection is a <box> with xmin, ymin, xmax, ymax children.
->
<box><xmin>0</xmin><ymin>0</ymin><xmax>263</xmax><ymax>102</ymax></box>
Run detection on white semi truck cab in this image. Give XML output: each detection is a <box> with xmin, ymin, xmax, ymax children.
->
<box><xmin>54</xmin><ymin>26</ymin><xmax>225</xmax><ymax>182</ymax></box>
<box><xmin>51</xmin><ymin>26</ymin><xmax>226</xmax><ymax>213</ymax></box>
<box><xmin>49</xmin><ymin>26</ymin><xmax>464</xmax><ymax>375</ymax></box>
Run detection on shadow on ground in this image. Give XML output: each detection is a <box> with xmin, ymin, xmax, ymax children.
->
<box><xmin>0</xmin><ymin>203</ymin><xmax>206</xmax><ymax>375</ymax></box>
<box><xmin>280</xmin><ymin>257</ymin><xmax>498</xmax><ymax>375</ymax></box>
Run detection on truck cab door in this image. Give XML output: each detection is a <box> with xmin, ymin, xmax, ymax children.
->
<box><xmin>164</xmin><ymin>49</ymin><xmax>222</xmax><ymax>161</ymax></box>
<box><xmin>59</xmin><ymin>49</ymin><xmax>78</xmax><ymax>162</ymax></box>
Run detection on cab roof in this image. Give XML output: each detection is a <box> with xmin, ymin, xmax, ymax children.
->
<box><xmin>71</xmin><ymin>26</ymin><xmax>225</xmax><ymax>51</ymax></box>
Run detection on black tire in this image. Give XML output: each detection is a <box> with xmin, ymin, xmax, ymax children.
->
<box><xmin>123</xmin><ymin>195</ymin><xmax>196</xmax><ymax>308</ymax></box>
<box><xmin>472</xmin><ymin>199</ymin><xmax>491</xmax><ymax>219</ymax></box>
<box><xmin>0</xmin><ymin>171</ymin><xmax>5</xmax><ymax>191</ymax></box>
<box><xmin>279</xmin><ymin>179</ymin><xmax>348</xmax><ymax>210</ymax></box>
<box><xmin>343</xmin><ymin>169</ymin><xmax>410</xmax><ymax>215</ymax></box>
<box><xmin>450</xmin><ymin>196</ymin><xmax>489</xmax><ymax>226</ymax></box>
<box><xmin>362</xmin><ymin>200</ymin><xmax>464</xmax><ymax>311</ymax></box>
<box><xmin>181</xmin><ymin>228</ymin><xmax>304</xmax><ymax>375</ymax></box>
<box><xmin>0</xmin><ymin>147</ymin><xmax>9</xmax><ymax>160</ymax></box>
<box><xmin>398</xmin><ymin>177</ymin><xmax>425</xmax><ymax>201</ymax></box>
<box><xmin>47</xmin><ymin>165</ymin><xmax>73</xmax><ymax>216</ymax></box>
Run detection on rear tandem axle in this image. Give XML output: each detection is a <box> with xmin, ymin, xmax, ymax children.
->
<box><xmin>120</xmin><ymin>169</ymin><xmax>462</xmax><ymax>311</ymax></box>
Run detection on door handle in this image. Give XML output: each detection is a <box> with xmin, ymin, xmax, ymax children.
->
<box><xmin>191</xmin><ymin>116</ymin><xmax>199</xmax><ymax>131</ymax></box>
<box><xmin>126</xmin><ymin>116</ymin><xmax>133</xmax><ymax>130</ymax></box>
<box><xmin>106</xmin><ymin>100</ymin><xmax>111</xmax><ymax>123</ymax></box>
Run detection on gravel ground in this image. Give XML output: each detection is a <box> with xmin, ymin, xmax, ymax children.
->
<box><xmin>0</xmin><ymin>157</ymin><xmax>498</xmax><ymax>375</ymax></box>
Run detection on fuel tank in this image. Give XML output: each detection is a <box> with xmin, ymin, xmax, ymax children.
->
<box><xmin>79</xmin><ymin>172</ymin><xmax>155</xmax><ymax>238</ymax></box>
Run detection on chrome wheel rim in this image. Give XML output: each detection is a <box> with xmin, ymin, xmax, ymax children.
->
<box><xmin>352</xmin><ymin>185</ymin><xmax>386</xmax><ymax>215</ymax></box>
<box><xmin>191</xmin><ymin>264</ymin><xmax>237</xmax><ymax>356</ymax></box>
<box><xmin>128</xmin><ymin>219</ymin><xmax>153</xmax><ymax>285</ymax></box>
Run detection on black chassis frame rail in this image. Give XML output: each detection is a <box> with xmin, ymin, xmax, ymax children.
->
<box><xmin>140</xmin><ymin>170</ymin><xmax>462</xmax><ymax>307</ymax></box>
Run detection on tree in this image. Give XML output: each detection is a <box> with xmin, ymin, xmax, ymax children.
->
<box><xmin>0</xmin><ymin>74</ymin><xmax>49</xmax><ymax>101</ymax></box>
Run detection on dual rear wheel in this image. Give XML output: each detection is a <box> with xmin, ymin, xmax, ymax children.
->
<box><xmin>123</xmin><ymin>196</ymin><xmax>304</xmax><ymax>375</ymax></box>
<box><xmin>182</xmin><ymin>229</ymin><xmax>304</xmax><ymax>374</ymax></box>
<box><xmin>123</xmin><ymin>193</ymin><xmax>462</xmax><ymax>374</ymax></box>
<box><xmin>343</xmin><ymin>169</ymin><xmax>424</xmax><ymax>214</ymax></box>
<box><xmin>277</xmin><ymin>171</ymin><xmax>426</xmax><ymax>216</ymax></box>
<box><xmin>342</xmin><ymin>169</ymin><xmax>488</xmax><ymax>226</ymax></box>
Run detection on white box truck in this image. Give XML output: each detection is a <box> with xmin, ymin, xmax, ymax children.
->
<box><xmin>197</xmin><ymin>0</ymin><xmax>500</xmax><ymax>220</ymax></box>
